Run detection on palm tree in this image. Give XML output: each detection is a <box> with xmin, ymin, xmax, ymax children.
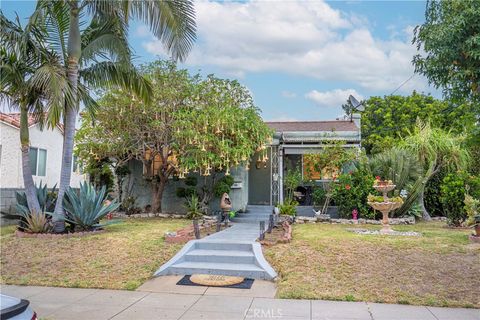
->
<box><xmin>0</xmin><ymin>13</ymin><xmax>70</xmax><ymax>214</ymax></box>
<box><xmin>401</xmin><ymin>120</ymin><xmax>470</xmax><ymax>220</ymax></box>
<box><xmin>33</xmin><ymin>1</ymin><xmax>196</xmax><ymax>232</ymax></box>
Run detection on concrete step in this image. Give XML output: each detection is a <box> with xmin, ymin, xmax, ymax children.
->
<box><xmin>246</xmin><ymin>205</ymin><xmax>273</xmax><ymax>213</ymax></box>
<box><xmin>231</xmin><ymin>217</ymin><xmax>269</xmax><ymax>223</ymax></box>
<box><xmin>184</xmin><ymin>249</ymin><xmax>255</xmax><ymax>264</ymax></box>
<box><xmin>195</xmin><ymin>241</ymin><xmax>252</xmax><ymax>251</ymax></box>
<box><xmin>168</xmin><ymin>261</ymin><xmax>268</xmax><ymax>279</ymax></box>
<box><xmin>235</xmin><ymin>212</ymin><xmax>272</xmax><ymax>218</ymax></box>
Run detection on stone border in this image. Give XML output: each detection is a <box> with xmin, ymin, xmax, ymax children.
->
<box><xmin>15</xmin><ymin>229</ymin><xmax>105</xmax><ymax>238</ymax></box>
<box><xmin>113</xmin><ymin>212</ymin><xmax>217</xmax><ymax>221</ymax></box>
<box><xmin>164</xmin><ymin>220</ymin><xmax>220</xmax><ymax>244</ymax></box>
<box><xmin>294</xmin><ymin>215</ymin><xmax>416</xmax><ymax>225</ymax></box>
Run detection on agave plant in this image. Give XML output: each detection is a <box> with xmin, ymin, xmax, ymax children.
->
<box><xmin>184</xmin><ymin>195</ymin><xmax>203</xmax><ymax>220</ymax></box>
<box><xmin>62</xmin><ymin>182</ymin><xmax>120</xmax><ymax>231</ymax></box>
<box><xmin>15</xmin><ymin>182</ymin><xmax>57</xmax><ymax>214</ymax></box>
<box><xmin>1</xmin><ymin>183</ymin><xmax>57</xmax><ymax>232</ymax></box>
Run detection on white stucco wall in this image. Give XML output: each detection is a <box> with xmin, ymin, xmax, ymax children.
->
<box><xmin>0</xmin><ymin>122</ymin><xmax>86</xmax><ymax>188</ymax></box>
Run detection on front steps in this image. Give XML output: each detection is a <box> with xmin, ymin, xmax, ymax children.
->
<box><xmin>153</xmin><ymin>204</ymin><xmax>277</xmax><ymax>281</ymax></box>
<box><xmin>154</xmin><ymin>239</ymin><xmax>277</xmax><ymax>280</ymax></box>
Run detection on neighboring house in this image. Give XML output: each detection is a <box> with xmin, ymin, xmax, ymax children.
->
<box><xmin>0</xmin><ymin>112</ymin><xmax>86</xmax><ymax>213</ymax></box>
<box><xmin>126</xmin><ymin>118</ymin><xmax>361</xmax><ymax>215</ymax></box>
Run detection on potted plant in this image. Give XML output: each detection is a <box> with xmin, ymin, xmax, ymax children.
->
<box><xmin>185</xmin><ymin>195</ymin><xmax>204</xmax><ymax>239</ymax></box>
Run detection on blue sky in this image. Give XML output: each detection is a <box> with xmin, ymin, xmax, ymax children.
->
<box><xmin>2</xmin><ymin>0</ymin><xmax>435</xmax><ymax>121</ymax></box>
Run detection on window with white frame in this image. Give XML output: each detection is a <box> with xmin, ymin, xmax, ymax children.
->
<box><xmin>29</xmin><ymin>147</ymin><xmax>47</xmax><ymax>176</ymax></box>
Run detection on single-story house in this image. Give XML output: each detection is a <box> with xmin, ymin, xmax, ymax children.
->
<box><xmin>126</xmin><ymin>117</ymin><xmax>361</xmax><ymax>215</ymax></box>
<box><xmin>0</xmin><ymin>112</ymin><xmax>86</xmax><ymax>213</ymax></box>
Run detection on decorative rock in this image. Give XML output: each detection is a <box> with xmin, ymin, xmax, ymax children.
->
<box><xmin>346</xmin><ymin>228</ymin><xmax>421</xmax><ymax>237</ymax></box>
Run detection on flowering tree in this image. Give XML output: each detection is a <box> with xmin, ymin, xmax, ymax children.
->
<box><xmin>76</xmin><ymin>62</ymin><xmax>271</xmax><ymax>212</ymax></box>
<box><xmin>173</xmin><ymin>75</ymin><xmax>272</xmax><ymax>208</ymax></box>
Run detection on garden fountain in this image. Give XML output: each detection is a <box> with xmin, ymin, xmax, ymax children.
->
<box><xmin>367</xmin><ymin>179</ymin><xmax>403</xmax><ymax>234</ymax></box>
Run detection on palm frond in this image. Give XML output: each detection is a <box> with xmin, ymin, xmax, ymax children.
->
<box><xmin>80</xmin><ymin>61</ymin><xmax>152</xmax><ymax>103</ymax></box>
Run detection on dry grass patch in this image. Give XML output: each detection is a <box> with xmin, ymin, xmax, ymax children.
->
<box><xmin>264</xmin><ymin>222</ymin><xmax>480</xmax><ymax>308</ymax></box>
<box><xmin>0</xmin><ymin>218</ymin><xmax>188</xmax><ymax>290</ymax></box>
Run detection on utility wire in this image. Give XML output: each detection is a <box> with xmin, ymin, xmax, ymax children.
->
<box><xmin>389</xmin><ymin>73</ymin><xmax>415</xmax><ymax>95</ymax></box>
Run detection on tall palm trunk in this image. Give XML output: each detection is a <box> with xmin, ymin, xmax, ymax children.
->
<box><xmin>53</xmin><ymin>1</ymin><xmax>81</xmax><ymax>232</ymax></box>
<box><xmin>19</xmin><ymin>105</ymin><xmax>41</xmax><ymax>213</ymax></box>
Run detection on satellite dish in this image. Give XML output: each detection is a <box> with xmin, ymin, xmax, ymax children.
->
<box><xmin>348</xmin><ymin>95</ymin><xmax>364</xmax><ymax>112</ymax></box>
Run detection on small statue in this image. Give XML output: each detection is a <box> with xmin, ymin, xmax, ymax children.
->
<box><xmin>220</xmin><ymin>193</ymin><xmax>232</xmax><ymax>224</ymax></box>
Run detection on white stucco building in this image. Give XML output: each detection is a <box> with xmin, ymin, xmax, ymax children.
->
<box><xmin>0</xmin><ymin>113</ymin><xmax>85</xmax><ymax>212</ymax></box>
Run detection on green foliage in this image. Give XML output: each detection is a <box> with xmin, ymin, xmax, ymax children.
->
<box><xmin>284</xmin><ymin>169</ymin><xmax>302</xmax><ymax>201</ymax></box>
<box><xmin>174</xmin><ymin>74</ymin><xmax>273</xmax><ymax>176</ymax></box>
<box><xmin>184</xmin><ymin>176</ymin><xmax>198</xmax><ymax>187</ymax></box>
<box><xmin>464</xmin><ymin>194</ymin><xmax>480</xmax><ymax>226</ymax></box>
<box><xmin>121</xmin><ymin>196</ymin><xmax>140</xmax><ymax>216</ymax></box>
<box><xmin>303</xmin><ymin>140</ymin><xmax>357</xmax><ymax>178</ymax></box>
<box><xmin>424</xmin><ymin>169</ymin><xmax>447</xmax><ymax>217</ymax></box>
<box><xmin>368</xmin><ymin>148</ymin><xmax>423</xmax><ymax>216</ymax></box>
<box><xmin>62</xmin><ymin>182</ymin><xmax>120</xmax><ymax>231</ymax></box>
<box><xmin>362</xmin><ymin>93</ymin><xmax>476</xmax><ymax>154</ymax></box>
<box><xmin>15</xmin><ymin>182</ymin><xmax>57</xmax><ymax>214</ymax></box>
<box><xmin>213</xmin><ymin>175</ymin><xmax>235</xmax><ymax>198</ymax></box>
<box><xmin>439</xmin><ymin>172</ymin><xmax>480</xmax><ymax>226</ymax></box>
<box><xmin>84</xmin><ymin>158</ymin><xmax>115</xmax><ymax>192</ymax></box>
<box><xmin>184</xmin><ymin>195</ymin><xmax>203</xmax><ymax>220</ymax></box>
<box><xmin>330</xmin><ymin>166</ymin><xmax>375</xmax><ymax>219</ymax></box>
<box><xmin>278</xmin><ymin>199</ymin><xmax>298</xmax><ymax>216</ymax></box>
<box><xmin>176</xmin><ymin>187</ymin><xmax>196</xmax><ymax>199</ymax></box>
<box><xmin>311</xmin><ymin>187</ymin><xmax>326</xmax><ymax>207</ymax></box>
<box><xmin>413</xmin><ymin>0</ymin><xmax>480</xmax><ymax>103</ymax></box>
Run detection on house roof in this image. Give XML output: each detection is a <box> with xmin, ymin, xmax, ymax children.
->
<box><xmin>266</xmin><ymin>120</ymin><xmax>358</xmax><ymax>132</ymax></box>
<box><xmin>0</xmin><ymin>112</ymin><xmax>64</xmax><ymax>132</ymax></box>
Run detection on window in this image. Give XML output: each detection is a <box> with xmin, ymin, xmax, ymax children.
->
<box><xmin>29</xmin><ymin>147</ymin><xmax>47</xmax><ymax>176</ymax></box>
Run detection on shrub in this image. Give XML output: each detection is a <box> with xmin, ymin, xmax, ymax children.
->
<box><xmin>62</xmin><ymin>182</ymin><xmax>120</xmax><ymax>231</ymax></box>
<box><xmin>440</xmin><ymin>172</ymin><xmax>480</xmax><ymax>226</ymax></box>
<box><xmin>284</xmin><ymin>169</ymin><xmax>302</xmax><ymax>201</ymax></box>
<box><xmin>213</xmin><ymin>175</ymin><xmax>235</xmax><ymax>197</ymax></box>
<box><xmin>278</xmin><ymin>199</ymin><xmax>298</xmax><ymax>216</ymax></box>
<box><xmin>121</xmin><ymin>196</ymin><xmax>141</xmax><ymax>215</ymax></box>
<box><xmin>330</xmin><ymin>167</ymin><xmax>375</xmax><ymax>219</ymax></box>
<box><xmin>464</xmin><ymin>194</ymin><xmax>480</xmax><ymax>226</ymax></box>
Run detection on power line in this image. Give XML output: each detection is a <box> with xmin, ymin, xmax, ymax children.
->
<box><xmin>389</xmin><ymin>74</ymin><xmax>415</xmax><ymax>95</ymax></box>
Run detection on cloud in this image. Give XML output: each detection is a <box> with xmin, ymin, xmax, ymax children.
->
<box><xmin>281</xmin><ymin>91</ymin><xmax>297</xmax><ymax>98</ymax></box>
<box><xmin>305</xmin><ymin>89</ymin><xmax>363</xmax><ymax>108</ymax></box>
<box><xmin>135</xmin><ymin>25</ymin><xmax>151</xmax><ymax>38</ymax></box>
<box><xmin>143</xmin><ymin>0</ymin><xmax>427</xmax><ymax>93</ymax></box>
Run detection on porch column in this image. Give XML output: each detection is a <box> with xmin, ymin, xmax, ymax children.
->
<box><xmin>278</xmin><ymin>147</ymin><xmax>284</xmax><ymax>204</ymax></box>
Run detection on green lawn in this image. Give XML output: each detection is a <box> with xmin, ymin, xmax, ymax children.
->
<box><xmin>264</xmin><ymin>222</ymin><xmax>480</xmax><ymax>308</ymax></box>
<box><xmin>0</xmin><ymin>218</ymin><xmax>188</xmax><ymax>290</ymax></box>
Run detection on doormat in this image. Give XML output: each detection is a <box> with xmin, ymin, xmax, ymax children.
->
<box><xmin>177</xmin><ymin>275</ymin><xmax>254</xmax><ymax>289</ymax></box>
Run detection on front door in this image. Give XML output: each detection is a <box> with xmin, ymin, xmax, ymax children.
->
<box><xmin>248</xmin><ymin>150</ymin><xmax>271</xmax><ymax>205</ymax></box>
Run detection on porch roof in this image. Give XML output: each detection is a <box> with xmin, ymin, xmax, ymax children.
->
<box><xmin>266</xmin><ymin>120</ymin><xmax>358</xmax><ymax>132</ymax></box>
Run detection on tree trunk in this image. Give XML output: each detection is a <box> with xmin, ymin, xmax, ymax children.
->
<box><xmin>54</xmin><ymin>1</ymin><xmax>81</xmax><ymax>232</ymax></box>
<box><xmin>19</xmin><ymin>105</ymin><xmax>41</xmax><ymax>213</ymax></box>
<box><xmin>151</xmin><ymin>178</ymin><xmax>167</xmax><ymax>213</ymax></box>
<box><xmin>419</xmin><ymin>187</ymin><xmax>432</xmax><ymax>221</ymax></box>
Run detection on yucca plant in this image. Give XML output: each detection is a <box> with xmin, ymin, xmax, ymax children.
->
<box><xmin>22</xmin><ymin>212</ymin><xmax>53</xmax><ymax>233</ymax></box>
<box><xmin>184</xmin><ymin>195</ymin><xmax>203</xmax><ymax>220</ymax></box>
<box><xmin>62</xmin><ymin>182</ymin><xmax>119</xmax><ymax>231</ymax></box>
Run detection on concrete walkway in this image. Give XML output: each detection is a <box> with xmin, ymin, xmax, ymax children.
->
<box><xmin>1</xmin><ymin>285</ymin><xmax>478</xmax><ymax>320</ymax></box>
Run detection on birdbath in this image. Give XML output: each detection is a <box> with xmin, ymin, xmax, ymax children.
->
<box><xmin>367</xmin><ymin>181</ymin><xmax>403</xmax><ymax>234</ymax></box>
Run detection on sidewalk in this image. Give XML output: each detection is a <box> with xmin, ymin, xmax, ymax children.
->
<box><xmin>1</xmin><ymin>284</ymin><xmax>478</xmax><ymax>320</ymax></box>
